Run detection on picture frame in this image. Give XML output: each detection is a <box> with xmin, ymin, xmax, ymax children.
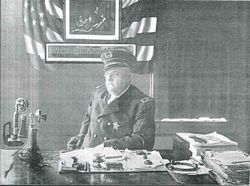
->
<box><xmin>45</xmin><ymin>43</ymin><xmax>136</xmax><ymax>63</ymax></box>
<box><xmin>65</xmin><ymin>0</ymin><xmax>120</xmax><ymax>40</ymax></box>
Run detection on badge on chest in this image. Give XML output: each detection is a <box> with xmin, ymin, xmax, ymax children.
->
<box><xmin>112</xmin><ymin>121</ymin><xmax>119</xmax><ymax>132</ymax></box>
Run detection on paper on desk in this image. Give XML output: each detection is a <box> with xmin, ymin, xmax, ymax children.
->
<box><xmin>60</xmin><ymin>144</ymin><xmax>126</xmax><ymax>166</ymax></box>
<box><xmin>177</xmin><ymin>132</ymin><xmax>238</xmax><ymax>147</ymax></box>
<box><xmin>205</xmin><ymin>150</ymin><xmax>250</xmax><ymax>165</ymax></box>
<box><xmin>60</xmin><ymin>145</ymin><xmax>104</xmax><ymax>165</ymax></box>
<box><xmin>121</xmin><ymin>150</ymin><xmax>165</xmax><ymax>171</ymax></box>
<box><xmin>102</xmin><ymin>147</ymin><xmax>123</xmax><ymax>159</ymax></box>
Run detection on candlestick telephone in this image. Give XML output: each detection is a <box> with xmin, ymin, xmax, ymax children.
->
<box><xmin>2</xmin><ymin>98</ymin><xmax>47</xmax><ymax>168</ymax></box>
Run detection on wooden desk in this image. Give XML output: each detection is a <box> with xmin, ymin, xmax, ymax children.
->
<box><xmin>1</xmin><ymin>150</ymin><xmax>216</xmax><ymax>185</ymax></box>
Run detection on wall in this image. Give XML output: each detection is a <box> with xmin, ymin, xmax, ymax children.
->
<box><xmin>1</xmin><ymin>0</ymin><xmax>39</xmax><ymax>140</ymax></box>
<box><xmin>154</xmin><ymin>1</ymin><xmax>249</xmax><ymax>152</ymax></box>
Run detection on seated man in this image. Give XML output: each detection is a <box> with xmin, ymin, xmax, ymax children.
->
<box><xmin>67</xmin><ymin>48</ymin><xmax>155</xmax><ymax>150</ymax></box>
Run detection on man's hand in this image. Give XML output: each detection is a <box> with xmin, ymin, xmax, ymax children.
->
<box><xmin>67</xmin><ymin>136</ymin><xmax>83</xmax><ymax>150</ymax></box>
<box><xmin>103</xmin><ymin>139</ymin><xmax>125</xmax><ymax>149</ymax></box>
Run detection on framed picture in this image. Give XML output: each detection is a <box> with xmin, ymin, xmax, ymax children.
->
<box><xmin>65</xmin><ymin>0</ymin><xmax>120</xmax><ymax>40</ymax></box>
<box><xmin>45</xmin><ymin>43</ymin><xmax>136</xmax><ymax>63</ymax></box>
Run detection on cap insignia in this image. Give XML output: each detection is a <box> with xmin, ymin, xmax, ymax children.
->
<box><xmin>104</xmin><ymin>50</ymin><xmax>112</xmax><ymax>59</ymax></box>
<box><xmin>141</xmin><ymin>97</ymin><xmax>151</xmax><ymax>103</ymax></box>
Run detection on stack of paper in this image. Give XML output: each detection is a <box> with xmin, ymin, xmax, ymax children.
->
<box><xmin>176</xmin><ymin>132</ymin><xmax>238</xmax><ymax>157</ymax></box>
<box><xmin>203</xmin><ymin>150</ymin><xmax>250</xmax><ymax>185</ymax></box>
<box><xmin>177</xmin><ymin>132</ymin><xmax>238</xmax><ymax>147</ymax></box>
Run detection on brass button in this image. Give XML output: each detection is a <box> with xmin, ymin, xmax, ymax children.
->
<box><xmin>97</xmin><ymin>119</ymin><xmax>101</xmax><ymax>123</ymax></box>
<box><xmin>104</xmin><ymin>137</ymin><xmax>107</xmax><ymax>140</ymax></box>
<box><xmin>107</xmin><ymin>122</ymin><xmax>111</xmax><ymax>126</ymax></box>
<box><xmin>93</xmin><ymin>134</ymin><xmax>97</xmax><ymax>138</ymax></box>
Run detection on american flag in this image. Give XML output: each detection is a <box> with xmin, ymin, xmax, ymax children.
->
<box><xmin>23</xmin><ymin>0</ymin><xmax>157</xmax><ymax>73</ymax></box>
<box><xmin>23</xmin><ymin>0</ymin><xmax>64</xmax><ymax>70</ymax></box>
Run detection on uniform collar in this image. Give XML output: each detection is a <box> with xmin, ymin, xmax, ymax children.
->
<box><xmin>107</xmin><ymin>84</ymin><xmax>130</xmax><ymax>104</ymax></box>
<box><xmin>98</xmin><ymin>85</ymin><xmax>133</xmax><ymax>118</ymax></box>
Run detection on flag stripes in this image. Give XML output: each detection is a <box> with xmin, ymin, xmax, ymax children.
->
<box><xmin>121</xmin><ymin>0</ymin><xmax>158</xmax><ymax>73</ymax></box>
<box><xmin>137</xmin><ymin>46</ymin><xmax>154</xmax><ymax>61</ymax></box>
<box><xmin>123</xmin><ymin>33</ymin><xmax>156</xmax><ymax>46</ymax></box>
<box><xmin>46</xmin><ymin>28</ymin><xmax>64</xmax><ymax>42</ymax></box>
<box><xmin>45</xmin><ymin>0</ymin><xmax>63</xmax><ymax>19</ymax></box>
<box><xmin>24</xmin><ymin>35</ymin><xmax>35</xmax><ymax>55</ymax></box>
<box><xmin>121</xmin><ymin>0</ymin><xmax>157</xmax><ymax>29</ymax></box>
<box><xmin>122</xmin><ymin>0</ymin><xmax>140</xmax><ymax>8</ymax></box>
<box><xmin>122</xmin><ymin>17</ymin><xmax>157</xmax><ymax>39</ymax></box>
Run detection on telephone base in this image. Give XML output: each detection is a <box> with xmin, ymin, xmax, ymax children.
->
<box><xmin>4</xmin><ymin>135</ymin><xmax>24</xmax><ymax>146</ymax></box>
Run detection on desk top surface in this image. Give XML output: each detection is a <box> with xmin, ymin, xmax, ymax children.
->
<box><xmin>1</xmin><ymin>149</ymin><xmax>216</xmax><ymax>185</ymax></box>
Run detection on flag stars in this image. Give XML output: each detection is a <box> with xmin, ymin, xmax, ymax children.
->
<box><xmin>24</xmin><ymin>1</ymin><xmax>29</xmax><ymax>8</ymax></box>
<box><xmin>31</xmin><ymin>6</ymin><xmax>34</xmax><ymax>12</ymax></box>
<box><xmin>32</xmin><ymin>20</ymin><xmax>36</xmax><ymax>26</ymax></box>
<box><xmin>40</xmin><ymin>20</ymin><xmax>45</xmax><ymax>27</ymax></box>
<box><xmin>39</xmin><ymin>12</ymin><xmax>44</xmax><ymax>19</ymax></box>
<box><xmin>24</xmin><ymin>17</ymin><xmax>27</xmax><ymax>23</ymax></box>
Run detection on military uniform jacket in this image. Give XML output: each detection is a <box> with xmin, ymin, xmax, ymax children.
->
<box><xmin>77</xmin><ymin>84</ymin><xmax>155</xmax><ymax>150</ymax></box>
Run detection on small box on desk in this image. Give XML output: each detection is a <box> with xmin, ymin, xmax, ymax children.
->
<box><xmin>173</xmin><ymin>132</ymin><xmax>238</xmax><ymax>161</ymax></box>
<box><xmin>173</xmin><ymin>134</ymin><xmax>192</xmax><ymax>161</ymax></box>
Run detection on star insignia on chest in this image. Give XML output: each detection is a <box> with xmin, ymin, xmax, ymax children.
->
<box><xmin>112</xmin><ymin>122</ymin><xmax>119</xmax><ymax>131</ymax></box>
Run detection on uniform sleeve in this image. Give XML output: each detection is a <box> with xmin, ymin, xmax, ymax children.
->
<box><xmin>104</xmin><ymin>98</ymin><xmax>155</xmax><ymax>150</ymax></box>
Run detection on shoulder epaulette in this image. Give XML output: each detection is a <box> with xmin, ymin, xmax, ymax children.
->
<box><xmin>95</xmin><ymin>85</ymin><xmax>102</xmax><ymax>89</ymax></box>
<box><xmin>91</xmin><ymin>85</ymin><xmax>103</xmax><ymax>97</ymax></box>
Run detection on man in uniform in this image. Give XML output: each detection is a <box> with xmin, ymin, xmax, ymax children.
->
<box><xmin>67</xmin><ymin>48</ymin><xmax>155</xmax><ymax>150</ymax></box>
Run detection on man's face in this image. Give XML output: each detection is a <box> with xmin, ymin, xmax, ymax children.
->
<box><xmin>104</xmin><ymin>67</ymin><xmax>131</xmax><ymax>96</ymax></box>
